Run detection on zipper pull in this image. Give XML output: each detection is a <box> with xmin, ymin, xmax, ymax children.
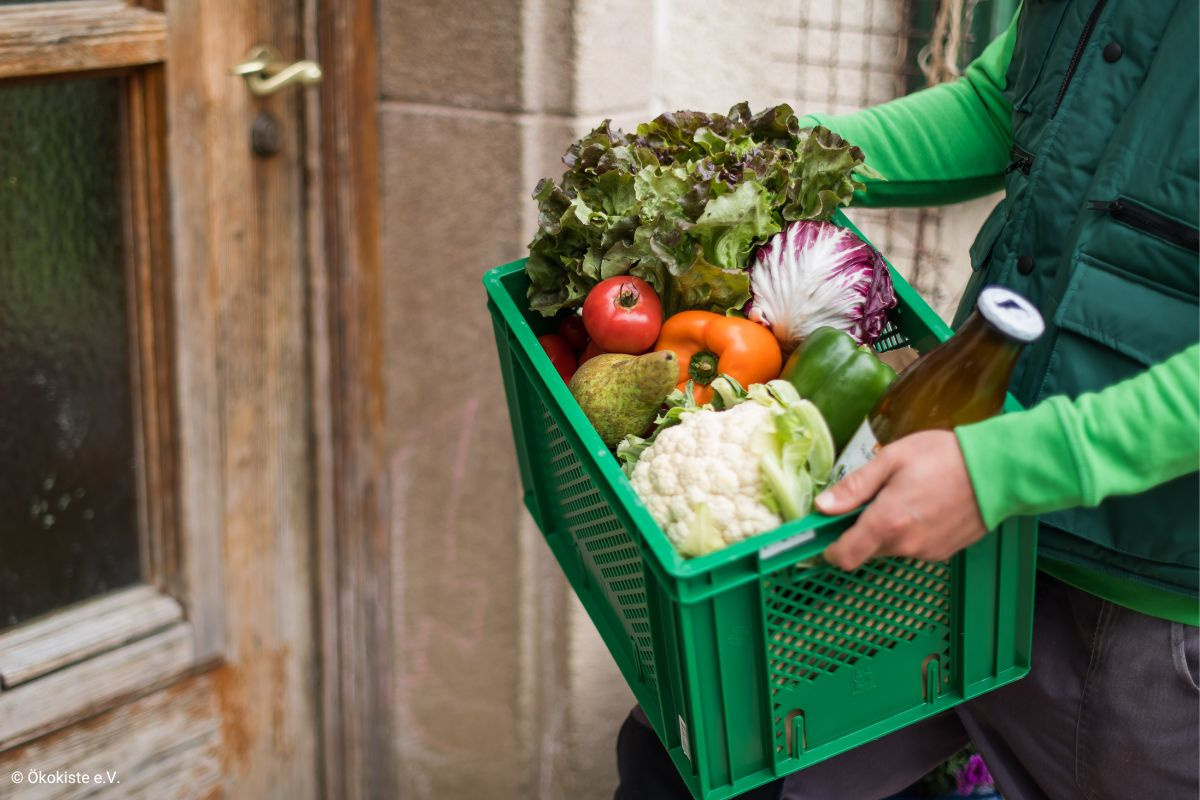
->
<box><xmin>1006</xmin><ymin>146</ymin><xmax>1034</xmax><ymax>176</ymax></box>
<box><xmin>1087</xmin><ymin>199</ymin><xmax>1123</xmax><ymax>213</ymax></box>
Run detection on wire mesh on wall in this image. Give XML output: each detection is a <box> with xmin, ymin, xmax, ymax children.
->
<box><xmin>780</xmin><ymin>0</ymin><xmax>1002</xmax><ymax>316</ymax></box>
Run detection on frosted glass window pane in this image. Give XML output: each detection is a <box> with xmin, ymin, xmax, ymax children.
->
<box><xmin>0</xmin><ymin>77</ymin><xmax>140</xmax><ymax>629</ymax></box>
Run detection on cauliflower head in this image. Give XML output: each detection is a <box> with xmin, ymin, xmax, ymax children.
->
<box><xmin>629</xmin><ymin>401</ymin><xmax>782</xmax><ymax>557</ymax></box>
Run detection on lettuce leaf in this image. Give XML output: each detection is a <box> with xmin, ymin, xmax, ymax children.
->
<box><xmin>669</xmin><ymin>248</ymin><xmax>751</xmax><ymax>316</ymax></box>
<box><xmin>691</xmin><ymin>180</ymin><xmax>781</xmax><ymax>270</ymax></box>
<box><xmin>526</xmin><ymin>103</ymin><xmax>873</xmax><ymax>317</ymax></box>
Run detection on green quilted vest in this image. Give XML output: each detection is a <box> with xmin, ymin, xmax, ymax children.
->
<box><xmin>955</xmin><ymin>0</ymin><xmax>1200</xmax><ymax>596</ymax></box>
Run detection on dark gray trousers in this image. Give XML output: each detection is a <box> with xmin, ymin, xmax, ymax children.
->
<box><xmin>616</xmin><ymin>574</ymin><xmax>1200</xmax><ymax>800</ymax></box>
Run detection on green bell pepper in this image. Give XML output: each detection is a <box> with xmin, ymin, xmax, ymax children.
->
<box><xmin>781</xmin><ymin>326</ymin><xmax>896</xmax><ymax>450</ymax></box>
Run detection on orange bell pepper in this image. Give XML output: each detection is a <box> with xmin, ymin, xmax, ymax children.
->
<box><xmin>654</xmin><ymin>311</ymin><xmax>782</xmax><ymax>403</ymax></box>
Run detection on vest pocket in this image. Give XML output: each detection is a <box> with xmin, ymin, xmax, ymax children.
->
<box><xmin>1049</xmin><ymin>254</ymin><xmax>1197</xmax><ymax>384</ymax></box>
<box><xmin>1034</xmin><ymin>257</ymin><xmax>1199</xmax><ymax>571</ymax></box>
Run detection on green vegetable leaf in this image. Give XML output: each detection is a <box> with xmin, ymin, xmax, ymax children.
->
<box><xmin>599</xmin><ymin>239</ymin><xmax>644</xmax><ymax>280</ymax></box>
<box><xmin>707</xmin><ymin>375</ymin><xmax>748</xmax><ymax>410</ymax></box>
<box><xmin>751</xmin><ymin>381</ymin><xmax>835</xmax><ymax>521</ymax></box>
<box><xmin>747</xmin><ymin>103</ymin><xmax>801</xmax><ymax>142</ymax></box>
<box><xmin>585</xmin><ymin>169</ymin><xmax>638</xmax><ymax>216</ymax></box>
<box><xmin>783</xmin><ymin>126</ymin><xmax>871</xmax><ymax>221</ymax></box>
<box><xmin>761</xmin><ymin>450</ymin><xmax>813</xmax><ymax>522</ymax></box>
<box><xmin>616</xmin><ymin>435</ymin><xmax>651</xmax><ymax>474</ymax></box>
<box><xmin>789</xmin><ymin>397</ymin><xmax>835</xmax><ymax>479</ymax></box>
<box><xmin>669</xmin><ymin>247</ymin><xmax>751</xmax><ymax>316</ymax></box>
<box><xmin>691</xmin><ymin>180</ymin><xmax>782</xmax><ymax>271</ymax></box>
<box><xmin>634</xmin><ymin>165</ymin><xmax>691</xmax><ymax>222</ymax></box>
<box><xmin>628</xmin><ymin>255</ymin><xmax>670</xmax><ymax>302</ymax></box>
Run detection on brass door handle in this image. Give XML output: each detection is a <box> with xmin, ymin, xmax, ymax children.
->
<box><xmin>232</xmin><ymin>45</ymin><xmax>322</xmax><ymax>97</ymax></box>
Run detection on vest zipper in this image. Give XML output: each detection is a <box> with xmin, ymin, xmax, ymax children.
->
<box><xmin>1052</xmin><ymin>0</ymin><xmax>1108</xmax><ymax>118</ymax></box>
<box><xmin>1005</xmin><ymin>144</ymin><xmax>1035</xmax><ymax>176</ymax></box>
<box><xmin>1088</xmin><ymin>199</ymin><xmax>1200</xmax><ymax>253</ymax></box>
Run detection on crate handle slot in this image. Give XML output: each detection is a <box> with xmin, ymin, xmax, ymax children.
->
<box><xmin>784</xmin><ymin>709</ymin><xmax>807</xmax><ymax>758</ymax></box>
<box><xmin>921</xmin><ymin>653</ymin><xmax>941</xmax><ymax>702</ymax></box>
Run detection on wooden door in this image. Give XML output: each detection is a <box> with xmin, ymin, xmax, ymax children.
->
<box><xmin>0</xmin><ymin>1</ymin><xmax>383</xmax><ymax>796</ymax></box>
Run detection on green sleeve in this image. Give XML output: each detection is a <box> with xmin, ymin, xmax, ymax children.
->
<box><xmin>800</xmin><ymin>11</ymin><xmax>1018</xmax><ymax>207</ymax></box>
<box><xmin>955</xmin><ymin>344</ymin><xmax>1200</xmax><ymax>530</ymax></box>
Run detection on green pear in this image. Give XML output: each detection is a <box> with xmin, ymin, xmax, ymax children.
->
<box><xmin>569</xmin><ymin>351</ymin><xmax>678</xmax><ymax>447</ymax></box>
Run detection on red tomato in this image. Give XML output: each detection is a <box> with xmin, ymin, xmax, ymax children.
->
<box><xmin>579</xmin><ymin>340</ymin><xmax>608</xmax><ymax>365</ymax></box>
<box><xmin>582</xmin><ymin>276</ymin><xmax>663</xmax><ymax>354</ymax></box>
<box><xmin>537</xmin><ymin>333</ymin><xmax>577</xmax><ymax>382</ymax></box>
<box><xmin>557</xmin><ymin>313</ymin><xmax>589</xmax><ymax>353</ymax></box>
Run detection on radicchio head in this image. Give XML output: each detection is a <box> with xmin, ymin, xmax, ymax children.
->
<box><xmin>744</xmin><ymin>220</ymin><xmax>896</xmax><ymax>354</ymax></box>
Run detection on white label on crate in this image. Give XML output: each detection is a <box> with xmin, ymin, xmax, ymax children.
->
<box><xmin>758</xmin><ymin>531</ymin><xmax>815</xmax><ymax>560</ymax></box>
<box><xmin>830</xmin><ymin>419</ymin><xmax>882</xmax><ymax>483</ymax></box>
<box><xmin>678</xmin><ymin>716</ymin><xmax>691</xmax><ymax>761</ymax></box>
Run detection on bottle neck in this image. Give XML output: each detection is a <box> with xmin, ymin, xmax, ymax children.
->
<box><xmin>953</xmin><ymin>309</ymin><xmax>1024</xmax><ymax>369</ymax></box>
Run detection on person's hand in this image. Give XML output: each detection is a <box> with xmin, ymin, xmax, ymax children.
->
<box><xmin>815</xmin><ymin>430</ymin><xmax>987</xmax><ymax>571</ymax></box>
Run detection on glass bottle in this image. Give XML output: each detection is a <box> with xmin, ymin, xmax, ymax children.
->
<box><xmin>832</xmin><ymin>286</ymin><xmax>1045</xmax><ymax>479</ymax></box>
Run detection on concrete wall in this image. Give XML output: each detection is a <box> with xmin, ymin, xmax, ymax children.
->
<box><xmin>378</xmin><ymin>2</ymin><xmax>998</xmax><ymax>797</ymax></box>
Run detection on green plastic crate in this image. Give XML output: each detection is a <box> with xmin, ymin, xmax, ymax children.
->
<box><xmin>484</xmin><ymin>213</ymin><xmax>1036</xmax><ymax>800</ymax></box>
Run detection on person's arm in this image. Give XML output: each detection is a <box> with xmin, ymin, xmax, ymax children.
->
<box><xmin>957</xmin><ymin>343</ymin><xmax>1200</xmax><ymax>528</ymax></box>
<box><xmin>816</xmin><ymin>344</ymin><xmax>1200</xmax><ymax>570</ymax></box>
<box><xmin>800</xmin><ymin>11</ymin><xmax>1019</xmax><ymax>208</ymax></box>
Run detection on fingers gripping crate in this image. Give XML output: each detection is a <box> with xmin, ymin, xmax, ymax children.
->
<box><xmin>484</xmin><ymin>214</ymin><xmax>1037</xmax><ymax>800</ymax></box>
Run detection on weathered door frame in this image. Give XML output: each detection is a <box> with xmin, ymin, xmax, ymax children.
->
<box><xmin>305</xmin><ymin>0</ymin><xmax>394</xmax><ymax>797</ymax></box>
